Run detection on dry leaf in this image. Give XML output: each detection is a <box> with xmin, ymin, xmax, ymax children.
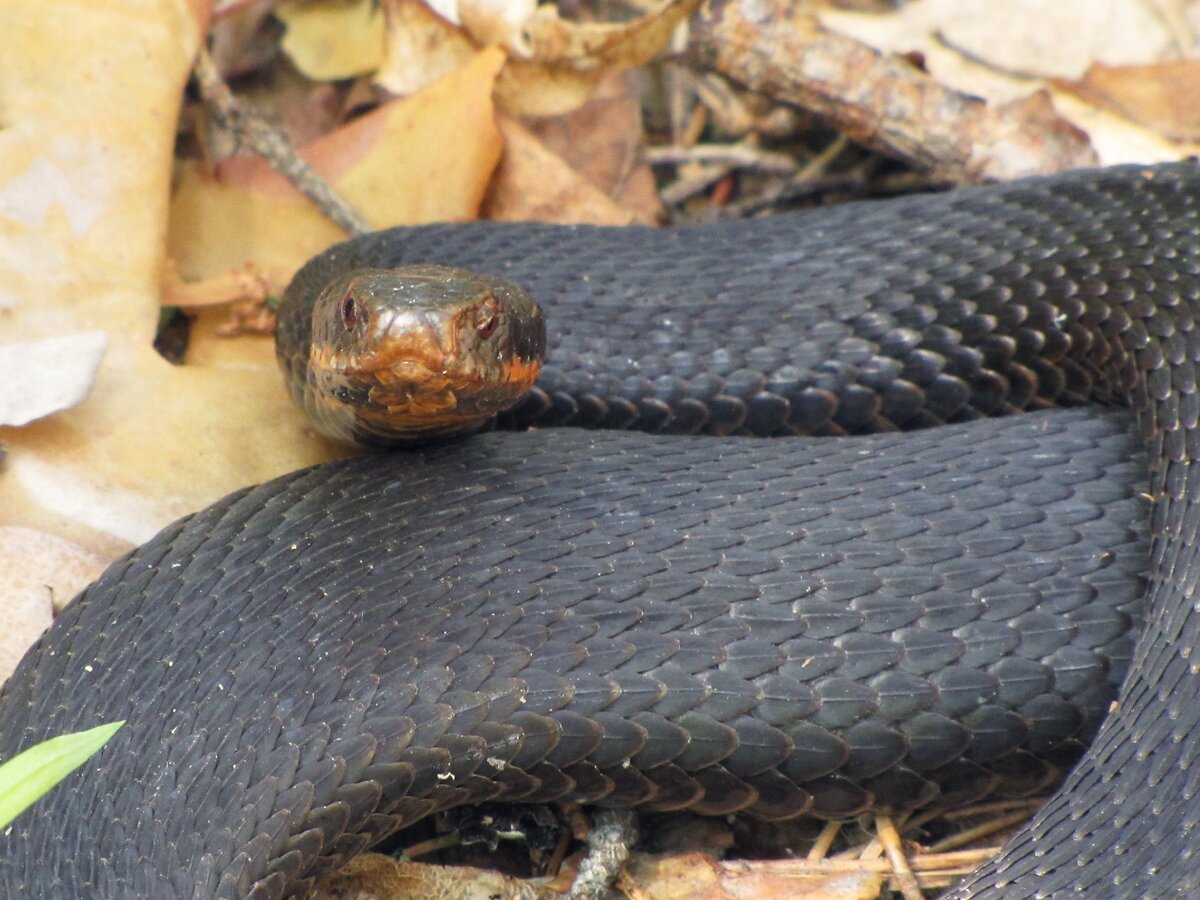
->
<box><xmin>209</xmin><ymin>0</ymin><xmax>279</xmax><ymax>77</ymax></box>
<box><xmin>485</xmin><ymin>116</ymin><xmax>641</xmax><ymax>224</ymax></box>
<box><xmin>170</xmin><ymin>47</ymin><xmax>506</xmax><ymax>281</ymax></box>
<box><xmin>0</xmin><ymin>0</ymin><xmax>216</xmax><ymax>553</ymax></box>
<box><xmin>277</xmin><ymin>0</ymin><xmax>387</xmax><ymax>81</ymax></box>
<box><xmin>1062</xmin><ymin>61</ymin><xmax>1200</xmax><ymax>143</ymax></box>
<box><xmin>0</xmin><ymin>527</ymin><xmax>109</xmax><ymax>680</ymax></box>
<box><xmin>313</xmin><ymin>853</ymin><xmax>546</xmax><ymax>899</ymax></box>
<box><xmin>457</xmin><ymin>0</ymin><xmax>537</xmax><ymax>50</ymax></box>
<box><xmin>497</xmin><ymin>0</ymin><xmax>703</xmax><ymax>117</ymax></box>
<box><xmin>928</xmin><ymin>0</ymin><xmax>1171</xmax><ymax>80</ymax></box>
<box><xmin>625</xmin><ymin>852</ymin><xmax>884</xmax><ymax>899</ymax></box>
<box><xmin>0</xmin><ymin>333</ymin><xmax>107</xmax><ymax>426</ymax></box>
<box><xmin>375</xmin><ymin>0</ymin><xmax>701</xmax><ymax>119</ymax></box>
<box><xmin>375</xmin><ymin>0</ymin><xmax>478</xmax><ymax>97</ymax></box>
<box><xmin>517</xmin><ymin>0</ymin><xmax>698</xmax><ymax>67</ymax></box>
<box><xmin>161</xmin><ymin>261</ymin><xmax>282</xmax><ymax>309</ymax></box>
<box><xmin>525</xmin><ymin>71</ymin><xmax>662</xmax><ymax>222</ymax></box>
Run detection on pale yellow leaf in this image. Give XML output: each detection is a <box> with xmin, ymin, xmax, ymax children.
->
<box><xmin>0</xmin><ymin>333</ymin><xmax>107</xmax><ymax>426</ymax></box>
<box><xmin>277</xmin><ymin>0</ymin><xmax>387</xmax><ymax>81</ymax></box>
<box><xmin>169</xmin><ymin>46</ymin><xmax>506</xmax><ymax>280</ymax></box>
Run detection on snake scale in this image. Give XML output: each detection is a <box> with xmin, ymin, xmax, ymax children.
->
<box><xmin>2</xmin><ymin>162</ymin><xmax>1199</xmax><ymax>897</ymax></box>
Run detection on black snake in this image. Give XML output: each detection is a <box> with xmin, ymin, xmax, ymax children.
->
<box><xmin>2</xmin><ymin>162</ymin><xmax>1198</xmax><ymax>897</ymax></box>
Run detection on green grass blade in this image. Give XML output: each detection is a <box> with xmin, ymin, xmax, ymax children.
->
<box><xmin>0</xmin><ymin>721</ymin><xmax>124</xmax><ymax>829</ymax></box>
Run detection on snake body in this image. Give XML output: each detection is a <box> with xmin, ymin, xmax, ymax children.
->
<box><xmin>2</xmin><ymin>163</ymin><xmax>1200</xmax><ymax>897</ymax></box>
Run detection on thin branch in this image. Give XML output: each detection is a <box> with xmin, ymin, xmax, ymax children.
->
<box><xmin>192</xmin><ymin>46</ymin><xmax>371</xmax><ymax>237</ymax></box>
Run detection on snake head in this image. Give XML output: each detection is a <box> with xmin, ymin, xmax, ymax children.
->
<box><xmin>302</xmin><ymin>264</ymin><xmax>545</xmax><ymax>445</ymax></box>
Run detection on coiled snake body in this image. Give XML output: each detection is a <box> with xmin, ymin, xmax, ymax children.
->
<box><xmin>2</xmin><ymin>163</ymin><xmax>1199</xmax><ymax>897</ymax></box>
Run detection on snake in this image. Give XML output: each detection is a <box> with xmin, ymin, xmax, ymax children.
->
<box><xmin>1</xmin><ymin>161</ymin><xmax>1198</xmax><ymax>898</ymax></box>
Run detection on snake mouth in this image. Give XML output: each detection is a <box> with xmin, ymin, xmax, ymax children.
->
<box><xmin>355</xmin><ymin>349</ymin><xmax>542</xmax><ymax>438</ymax></box>
<box><xmin>347</xmin><ymin>359</ymin><xmax>542</xmax><ymax>444</ymax></box>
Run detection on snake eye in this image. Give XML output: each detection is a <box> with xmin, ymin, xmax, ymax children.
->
<box><xmin>341</xmin><ymin>293</ymin><xmax>359</xmax><ymax>329</ymax></box>
<box><xmin>477</xmin><ymin>296</ymin><xmax>500</xmax><ymax>340</ymax></box>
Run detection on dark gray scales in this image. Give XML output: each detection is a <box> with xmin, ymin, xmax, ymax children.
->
<box><xmin>0</xmin><ymin>409</ymin><xmax>1147</xmax><ymax>896</ymax></box>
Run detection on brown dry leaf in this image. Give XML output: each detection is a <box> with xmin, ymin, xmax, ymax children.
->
<box><xmin>1061</xmin><ymin>61</ymin><xmax>1200</xmax><ymax>143</ymax></box>
<box><xmin>819</xmin><ymin>0</ymin><xmax>1174</xmax><ymax>95</ymax></box>
<box><xmin>312</xmin><ymin>852</ymin><xmax>547</xmax><ymax>899</ymax></box>
<box><xmin>162</xmin><ymin>263</ymin><xmax>283</xmax><ymax>366</ymax></box>
<box><xmin>926</xmin><ymin>0</ymin><xmax>1171</xmax><ymax>80</ymax></box>
<box><xmin>514</xmin><ymin>0</ymin><xmax>696</xmax><ymax>66</ymax></box>
<box><xmin>161</xmin><ymin>260</ymin><xmax>282</xmax><ymax>309</ymax></box>
<box><xmin>277</xmin><ymin>0</ymin><xmax>387</xmax><ymax>81</ymax></box>
<box><xmin>457</xmin><ymin>0</ymin><xmax>537</xmax><ymax>50</ymax></box>
<box><xmin>209</xmin><ymin>0</ymin><xmax>279</xmax><ymax>78</ymax></box>
<box><xmin>0</xmin><ymin>0</ymin><xmax>220</xmax><ymax>563</ymax></box>
<box><xmin>624</xmin><ymin>852</ymin><xmax>884</xmax><ymax>899</ymax></box>
<box><xmin>527</xmin><ymin>71</ymin><xmax>662</xmax><ymax>222</ymax></box>
<box><xmin>485</xmin><ymin>116</ymin><xmax>642</xmax><ymax>225</ymax></box>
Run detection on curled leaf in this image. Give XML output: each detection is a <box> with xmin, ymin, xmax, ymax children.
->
<box><xmin>496</xmin><ymin>0</ymin><xmax>704</xmax><ymax>117</ymax></box>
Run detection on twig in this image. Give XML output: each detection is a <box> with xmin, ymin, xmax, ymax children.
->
<box><xmin>645</xmin><ymin>141</ymin><xmax>799</xmax><ymax>175</ymax></box>
<box><xmin>191</xmin><ymin>46</ymin><xmax>371</xmax><ymax>237</ymax></box>
<box><xmin>400</xmin><ymin>831</ymin><xmax>462</xmax><ymax>859</ymax></box>
<box><xmin>925</xmin><ymin>809</ymin><xmax>1038</xmax><ymax>854</ymax></box>
<box><xmin>658</xmin><ymin>162</ymin><xmax>733</xmax><ymax>206</ymax></box>
<box><xmin>566</xmin><ymin>808</ymin><xmax>638</xmax><ymax>900</ymax></box>
<box><xmin>936</xmin><ymin>798</ymin><xmax>1045</xmax><ymax>822</ymax></box>
<box><xmin>688</xmin><ymin>0</ymin><xmax>1098</xmax><ymax>182</ymax></box>
<box><xmin>876</xmin><ymin>814</ymin><xmax>924</xmax><ymax>900</ymax></box>
<box><xmin>744</xmin><ymin>850</ymin><xmax>1004</xmax><ymax>875</ymax></box>
<box><xmin>807</xmin><ymin>820</ymin><xmax>842</xmax><ymax>860</ymax></box>
<box><xmin>706</xmin><ymin>132</ymin><xmax>854</xmax><ymax>218</ymax></box>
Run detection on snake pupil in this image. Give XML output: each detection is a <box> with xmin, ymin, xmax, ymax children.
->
<box><xmin>341</xmin><ymin>293</ymin><xmax>358</xmax><ymax>329</ymax></box>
